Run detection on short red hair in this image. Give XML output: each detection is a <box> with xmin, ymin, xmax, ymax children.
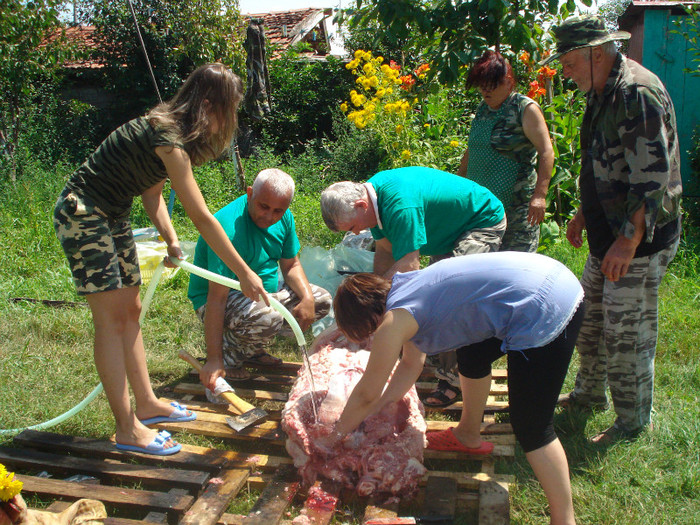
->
<box><xmin>466</xmin><ymin>50</ymin><xmax>515</xmax><ymax>91</ymax></box>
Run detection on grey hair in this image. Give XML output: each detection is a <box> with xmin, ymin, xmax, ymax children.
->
<box><xmin>251</xmin><ymin>168</ymin><xmax>295</xmax><ymax>200</ymax></box>
<box><xmin>600</xmin><ymin>40</ymin><xmax>618</xmax><ymax>57</ymax></box>
<box><xmin>586</xmin><ymin>41</ymin><xmax>617</xmax><ymax>59</ymax></box>
<box><xmin>320</xmin><ymin>181</ymin><xmax>366</xmax><ymax>231</ymax></box>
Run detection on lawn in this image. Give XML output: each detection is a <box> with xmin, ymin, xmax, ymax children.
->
<box><xmin>1</xmin><ymin>160</ymin><xmax>698</xmax><ymax>524</ymax></box>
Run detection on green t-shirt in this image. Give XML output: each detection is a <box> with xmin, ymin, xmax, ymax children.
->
<box><xmin>368</xmin><ymin>167</ymin><xmax>504</xmax><ymax>261</ymax></box>
<box><xmin>187</xmin><ymin>195</ymin><xmax>300</xmax><ymax>310</ymax></box>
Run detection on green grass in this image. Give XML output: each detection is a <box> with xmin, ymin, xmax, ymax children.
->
<box><xmin>1</xmin><ymin>159</ymin><xmax>698</xmax><ymax>524</ymax></box>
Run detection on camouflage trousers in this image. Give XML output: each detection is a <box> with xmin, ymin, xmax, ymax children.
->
<box><xmin>573</xmin><ymin>239</ymin><xmax>679</xmax><ymax>433</ymax></box>
<box><xmin>428</xmin><ymin>216</ymin><xmax>507</xmax><ymax>387</ymax></box>
<box><xmin>501</xmin><ymin>202</ymin><xmax>539</xmax><ymax>253</ymax></box>
<box><xmin>196</xmin><ymin>282</ymin><xmax>332</xmax><ymax>368</ymax></box>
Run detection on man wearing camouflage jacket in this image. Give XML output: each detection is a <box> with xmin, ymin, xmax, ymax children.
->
<box><xmin>544</xmin><ymin>15</ymin><xmax>682</xmax><ymax>444</ymax></box>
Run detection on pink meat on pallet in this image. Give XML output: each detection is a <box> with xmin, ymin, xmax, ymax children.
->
<box><xmin>281</xmin><ymin>330</ymin><xmax>427</xmax><ymax>501</ymax></box>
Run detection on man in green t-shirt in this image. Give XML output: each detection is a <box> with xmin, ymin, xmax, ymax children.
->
<box><xmin>320</xmin><ymin>166</ymin><xmax>506</xmax><ymax>407</ymax></box>
<box><xmin>320</xmin><ymin>166</ymin><xmax>506</xmax><ymax>277</ymax></box>
<box><xmin>188</xmin><ymin>169</ymin><xmax>331</xmax><ymax>387</ymax></box>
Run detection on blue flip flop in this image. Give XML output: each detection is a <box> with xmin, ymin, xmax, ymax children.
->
<box><xmin>139</xmin><ymin>401</ymin><xmax>197</xmax><ymax>426</ymax></box>
<box><xmin>115</xmin><ymin>430</ymin><xmax>182</xmax><ymax>456</ymax></box>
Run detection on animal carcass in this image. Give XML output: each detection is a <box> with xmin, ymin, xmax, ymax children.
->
<box><xmin>281</xmin><ymin>330</ymin><xmax>427</xmax><ymax>500</ymax></box>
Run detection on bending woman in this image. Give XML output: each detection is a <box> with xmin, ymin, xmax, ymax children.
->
<box><xmin>325</xmin><ymin>253</ymin><xmax>583</xmax><ymax>525</ymax></box>
<box><xmin>53</xmin><ymin>64</ymin><xmax>268</xmax><ymax>456</ymax></box>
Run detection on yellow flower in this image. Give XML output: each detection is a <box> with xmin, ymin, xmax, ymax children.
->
<box><xmin>354</xmin><ymin>49</ymin><xmax>364</xmax><ymax>59</ymax></box>
<box><xmin>340</xmin><ymin>102</ymin><xmax>348</xmax><ymax>113</ymax></box>
<box><xmin>355</xmin><ymin>119</ymin><xmax>367</xmax><ymax>129</ymax></box>
<box><xmin>401</xmin><ymin>150</ymin><xmax>411</xmax><ymax>159</ymax></box>
<box><xmin>363</xmin><ymin>62</ymin><xmax>375</xmax><ymax>75</ymax></box>
<box><xmin>424</xmin><ymin>123</ymin><xmax>430</xmax><ymax>128</ymax></box>
<box><xmin>376</xmin><ymin>88</ymin><xmax>386</xmax><ymax>98</ymax></box>
<box><xmin>449</xmin><ymin>140</ymin><xmax>460</xmax><ymax>148</ymax></box>
<box><xmin>0</xmin><ymin>464</ymin><xmax>23</xmax><ymax>502</ymax></box>
<box><xmin>369</xmin><ymin>75</ymin><xmax>379</xmax><ymax>88</ymax></box>
<box><xmin>395</xmin><ymin>124</ymin><xmax>404</xmax><ymax>133</ymax></box>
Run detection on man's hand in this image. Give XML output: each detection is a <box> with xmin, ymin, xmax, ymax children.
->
<box><xmin>292</xmin><ymin>297</ymin><xmax>315</xmax><ymax>332</ymax></box>
<box><xmin>527</xmin><ymin>196</ymin><xmax>547</xmax><ymax>226</ymax></box>
<box><xmin>239</xmin><ymin>270</ymin><xmax>270</xmax><ymax>306</ymax></box>
<box><xmin>200</xmin><ymin>358</ymin><xmax>226</xmax><ymax>392</ymax></box>
<box><xmin>601</xmin><ymin>236</ymin><xmax>637</xmax><ymax>281</ymax></box>
<box><xmin>566</xmin><ymin>210</ymin><xmax>585</xmax><ymax>248</ymax></box>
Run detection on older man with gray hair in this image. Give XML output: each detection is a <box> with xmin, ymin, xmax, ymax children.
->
<box><xmin>188</xmin><ymin>169</ymin><xmax>331</xmax><ymax>388</ymax></box>
<box><xmin>321</xmin><ymin>166</ymin><xmax>506</xmax><ymax>408</ymax></box>
<box><xmin>544</xmin><ymin>15</ymin><xmax>682</xmax><ymax>444</ymax></box>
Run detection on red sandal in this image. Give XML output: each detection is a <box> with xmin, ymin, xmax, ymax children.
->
<box><xmin>426</xmin><ymin>428</ymin><xmax>494</xmax><ymax>454</ymax></box>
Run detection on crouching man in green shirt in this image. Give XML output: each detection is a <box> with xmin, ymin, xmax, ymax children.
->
<box><xmin>320</xmin><ymin>166</ymin><xmax>505</xmax><ymax>407</ymax></box>
<box><xmin>188</xmin><ymin>169</ymin><xmax>331</xmax><ymax>388</ymax></box>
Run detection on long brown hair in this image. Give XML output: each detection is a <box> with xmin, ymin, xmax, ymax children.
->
<box><xmin>334</xmin><ymin>273</ymin><xmax>392</xmax><ymax>342</ymax></box>
<box><xmin>147</xmin><ymin>63</ymin><xmax>243</xmax><ymax>166</ymax></box>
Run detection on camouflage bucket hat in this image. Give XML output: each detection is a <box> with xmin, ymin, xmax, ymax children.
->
<box><xmin>541</xmin><ymin>15</ymin><xmax>630</xmax><ymax>65</ymax></box>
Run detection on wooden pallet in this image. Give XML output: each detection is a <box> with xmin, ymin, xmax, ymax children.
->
<box><xmin>3</xmin><ymin>359</ymin><xmax>513</xmax><ymax>524</ymax></box>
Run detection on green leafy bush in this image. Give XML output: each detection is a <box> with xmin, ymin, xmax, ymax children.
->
<box><xmin>250</xmin><ymin>53</ymin><xmax>354</xmax><ymax>156</ymax></box>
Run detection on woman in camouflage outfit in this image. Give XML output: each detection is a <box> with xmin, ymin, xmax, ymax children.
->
<box><xmin>425</xmin><ymin>51</ymin><xmax>554</xmax><ymax>408</ymax></box>
<box><xmin>53</xmin><ymin>64</ymin><xmax>269</xmax><ymax>455</ymax></box>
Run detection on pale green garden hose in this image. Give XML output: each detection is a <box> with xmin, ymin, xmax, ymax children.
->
<box><xmin>1</xmin><ymin>258</ymin><xmax>306</xmax><ymax>435</ymax></box>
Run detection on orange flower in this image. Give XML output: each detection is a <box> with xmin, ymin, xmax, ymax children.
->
<box><xmin>400</xmin><ymin>75</ymin><xmax>416</xmax><ymax>90</ymax></box>
<box><xmin>414</xmin><ymin>63</ymin><xmax>430</xmax><ymax>75</ymax></box>
<box><xmin>389</xmin><ymin>60</ymin><xmax>401</xmax><ymax>71</ymax></box>
<box><xmin>519</xmin><ymin>51</ymin><xmax>531</xmax><ymax>64</ymax></box>
<box><xmin>537</xmin><ymin>65</ymin><xmax>557</xmax><ymax>84</ymax></box>
<box><xmin>527</xmin><ymin>80</ymin><xmax>545</xmax><ymax>100</ymax></box>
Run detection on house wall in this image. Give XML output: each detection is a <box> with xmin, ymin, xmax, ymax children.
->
<box><xmin>641</xmin><ymin>9</ymin><xmax>700</xmax><ymax>194</ymax></box>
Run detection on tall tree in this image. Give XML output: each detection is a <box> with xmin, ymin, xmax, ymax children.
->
<box><xmin>345</xmin><ymin>0</ymin><xmax>592</xmax><ymax>84</ymax></box>
<box><xmin>78</xmin><ymin>0</ymin><xmax>247</xmax><ymax>120</ymax></box>
<box><xmin>0</xmin><ymin>0</ymin><xmax>70</xmax><ymax>180</ymax></box>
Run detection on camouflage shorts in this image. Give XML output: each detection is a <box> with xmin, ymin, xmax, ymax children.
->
<box><xmin>53</xmin><ymin>188</ymin><xmax>141</xmax><ymax>295</ymax></box>
<box><xmin>196</xmin><ymin>282</ymin><xmax>332</xmax><ymax>368</ymax></box>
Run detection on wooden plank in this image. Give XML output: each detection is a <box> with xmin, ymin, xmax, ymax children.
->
<box><xmin>0</xmin><ymin>447</ymin><xmax>209</xmax><ymax>492</ymax></box>
<box><xmin>180</xmin><ymin>467</ymin><xmax>250</xmax><ymax>525</ymax></box>
<box><xmin>187</xmin><ymin>369</ymin><xmax>295</xmax><ymax>391</ymax></box>
<box><xmin>16</xmin><ymin>474</ymin><xmax>194</xmax><ymax>522</ymax></box>
<box><xmin>416</xmin><ymin>381</ymin><xmax>508</xmax><ymax>397</ymax></box>
<box><xmin>174</xmin><ymin>382</ymin><xmax>288</xmax><ymax>403</ymax></box>
<box><xmin>426</xmin><ymin>420</ymin><xmax>513</xmax><ymax>437</ymax></box>
<box><xmin>13</xmin><ymin>430</ymin><xmax>228</xmax><ymax>473</ymax></box>
<box><xmin>422</xmin><ymin>476</ymin><xmax>457</xmax><ymax>520</ymax></box>
<box><xmin>144</xmin><ymin>488</ymin><xmax>189</xmax><ymax>524</ymax></box>
<box><xmin>478</xmin><ymin>480</ymin><xmax>510</xmax><ymax>525</ymax></box>
<box><xmin>244</xmin><ymin>465</ymin><xmax>300</xmax><ymax>525</ymax></box>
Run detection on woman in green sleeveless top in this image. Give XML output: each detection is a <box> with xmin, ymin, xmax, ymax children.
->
<box><xmin>458</xmin><ymin>50</ymin><xmax>553</xmax><ymax>253</ymax></box>
<box><xmin>425</xmin><ymin>52</ymin><xmax>554</xmax><ymax>408</ymax></box>
<box><xmin>53</xmin><ymin>64</ymin><xmax>270</xmax><ymax>455</ymax></box>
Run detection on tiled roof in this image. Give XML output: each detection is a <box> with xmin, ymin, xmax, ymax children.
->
<box><xmin>46</xmin><ymin>25</ymin><xmax>105</xmax><ymax>69</ymax></box>
<box><xmin>246</xmin><ymin>8</ymin><xmax>337</xmax><ymax>57</ymax></box>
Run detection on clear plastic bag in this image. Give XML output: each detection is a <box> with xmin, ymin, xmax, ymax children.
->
<box><xmin>299</xmin><ymin>244</ymin><xmax>374</xmax><ymax>335</ymax></box>
<box><xmin>136</xmin><ymin>240</ymin><xmax>196</xmax><ymax>285</ymax></box>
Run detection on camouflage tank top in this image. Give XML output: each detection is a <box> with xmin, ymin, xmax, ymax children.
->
<box><xmin>66</xmin><ymin>117</ymin><xmax>183</xmax><ymax>219</ymax></box>
<box><xmin>466</xmin><ymin>93</ymin><xmax>538</xmax><ymax>210</ymax></box>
